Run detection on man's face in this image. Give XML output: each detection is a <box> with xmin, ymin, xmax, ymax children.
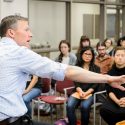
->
<box><xmin>12</xmin><ymin>20</ymin><xmax>32</xmax><ymax>48</ymax></box>
<box><xmin>115</xmin><ymin>50</ymin><xmax>125</xmax><ymax>67</ymax></box>
<box><xmin>97</xmin><ymin>46</ymin><xmax>106</xmax><ymax>57</ymax></box>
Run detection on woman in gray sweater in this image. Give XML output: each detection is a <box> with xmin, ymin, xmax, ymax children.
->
<box><xmin>55</xmin><ymin>40</ymin><xmax>77</xmax><ymax>65</ymax></box>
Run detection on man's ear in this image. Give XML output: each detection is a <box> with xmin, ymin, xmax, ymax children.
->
<box><xmin>6</xmin><ymin>29</ymin><xmax>15</xmax><ymax>38</ymax></box>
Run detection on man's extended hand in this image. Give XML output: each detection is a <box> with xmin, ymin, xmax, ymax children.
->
<box><xmin>109</xmin><ymin>75</ymin><xmax>125</xmax><ymax>91</ymax></box>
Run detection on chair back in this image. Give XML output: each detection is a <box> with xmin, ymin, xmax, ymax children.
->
<box><xmin>41</xmin><ymin>78</ymin><xmax>51</xmax><ymax>93</ymax></box>
<box><xmin>55</xmin><ymin>80</ymin><xmax>74</xmax><ymax>95</ymax></box>
<box><xmin>96</xmin><ymin>83</ymin><xmax>106</xmax><ymax>103</ymax></box>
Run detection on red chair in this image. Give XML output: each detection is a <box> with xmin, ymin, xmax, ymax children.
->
<box><xmin>31</xmin><ymin>78</ymin><xmax>51</xmax><ymax>120</ymax></box>
<box><xmin>55</xmin><ymin>80</ymin><xmax>75</xmax><ymax>117</ymax></box>
<box><xmin>41</xmin><ymin>78</ymin><xmax>51</xmax><ymax>93</ymax></box>
<box><xmin>55</xmin><ymin>80</ymin><xmax>74</xmax><ymax>96</ymax></box>
<box><xmin>38</xmin><ymin>79</ymin><xmax>74</xmax><ymax>122</ymax></box>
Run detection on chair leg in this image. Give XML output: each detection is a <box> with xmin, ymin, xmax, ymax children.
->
<box><xmin>93</xmin><ymin>94</ymin><xmax>96</xmax><ymax>125</ymax></box>
<box><xmin>55</xmin><ymin>105</ymin><xmax>58</xmax><ymax>119</ymax></box>
<box><xmin>99</xmin><ymin>116</ymin><xmax>102</xmax><ymax>125</ymax></box>
<box><xmin>50</xmin><ymin>104</ymin><xmax>53</xmax><ymax>123</ymax></box>
<box><xmin>31</xmin><ymin>100</ymin><xmax>35</xmax><ymax>119</ymax></box>
<box><xmin>38</xmin><ymin>100</ymin><xmax>40</xmax><ymax>121</ymax></box>
<box><xmin>63</xmin><ymin>102</ymin><xmax>67</xmax><ymax>118</ymax></box>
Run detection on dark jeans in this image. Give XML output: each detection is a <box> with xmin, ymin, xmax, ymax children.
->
<box><xmin>100</xmin><ymin>105</ymin><xmax>125</xmax><ymax>125</ymax></box>
<box><xmin>0</xmin><ymin>115</ymin><xmax>50</xmax><ymax>125</ymax></box>
<box><xmin>67</xmin><ymin>96</ymin><xmax>93</xmax><ymax>125</ymax></box>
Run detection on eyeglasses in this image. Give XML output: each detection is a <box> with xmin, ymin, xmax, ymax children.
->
<box><xmin>83</xmin><ymin>53</ymin><xmax>92</xmax><ymax>56</ymax></box>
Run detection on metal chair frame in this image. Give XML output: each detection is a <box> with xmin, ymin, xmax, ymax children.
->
<box><xmin>93</xmin><ymin>90</ymin><xmax>106</xmax><ymax>125</ymax></box>
<box><xmin>64</xmin><ymin>86</ymin><xmax>106</xmax><ymax>125</ymax></box>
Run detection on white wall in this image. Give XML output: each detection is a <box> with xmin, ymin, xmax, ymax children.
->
<box><xmin>0</xmin><ymin>0</ymin><xmax>100</xmax><ymax>59</ymax></box>
<box><xmin>29</xmin><ymin>1</ymin><xmax>100</xmax><ymax>59</ymax></box>
<box><xmin>72</xmin><ymin>3</ymin><xmax>100</xmax><ymax>47</ymax></box>
<box><xmin>29</xmin><ymin>1</ymin><xmax>100</xmax><ymax>47</ymax></box>
<box><xmin>29</xmin><ymin>1</ymin><xmax>66</xmax><ymax>48</ymax></box>
<box><xmin>0</xmin><ymin>0</ymin><xmax>28</xmax><ymax>20</ymax></box>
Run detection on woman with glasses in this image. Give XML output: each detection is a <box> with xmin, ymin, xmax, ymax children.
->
<box><xmin>67</xmin><ymin>46</ymin><xmax>100</xmax><ymax>125</ymax></box>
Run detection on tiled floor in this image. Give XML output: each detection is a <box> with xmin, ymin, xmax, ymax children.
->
<box><xmin>32</xmin><ymin>106</ymin><xmax>108</xmax><ymax>125</ymax></box>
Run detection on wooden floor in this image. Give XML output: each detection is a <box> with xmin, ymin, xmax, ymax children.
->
<box><xmin>32</xmin><ymin>105</ymin><xmax>108</xmax><ymax>125</ymax></box>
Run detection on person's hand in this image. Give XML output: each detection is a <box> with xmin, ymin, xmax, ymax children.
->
<box><xmin>23</xmin><ymin>89</ymin><xmax>29</xmax><ymax>95</ymax></box>
<box><xmin>79</xmin><ymin>91</ymin><xmax>85</xmax><ymax>98</ymax></box>
<box><xmin>82</xmin><ymin>92</ymin><xmax>89</xmax><ymax>98</ymax></box>
<box><xmin>79</xmin><ymin>91</ymin><xmax>90</xmax><ymax>99</ymax></box>
<box><xmin>108</xmin><ymin>75</ymin><xmax>125</xmax><ymax>91</ymax></box>
<box><xmin>119</xmin><ymin>98</ymin><xmax>125</xmax><ymax>107</ymax></box>
<box><xmin>120</xmin><ymin>97</ymin><xmax>125</xmax><ymax>101</ymax></box>
<box><xmin>117</xmin><ymin>101</ymin><xmax>125</xmax><ymax>107</ymax></box>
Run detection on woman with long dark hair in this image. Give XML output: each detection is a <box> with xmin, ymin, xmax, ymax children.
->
<box><xmin>67</xmin><ymin>46</ymin><xmax>100</xmax><ymax>125</ymax></box>
<box><xmin>76</xmin><ymin>36</ymin><xmax>91</xmax><ymax>54</ymax></box>
<box><xmin>52</xmin><ymin>40</ymin><xmax>77</xmax><ymax>88</ymax></box>
<box><xmin>55</xmin><ymin>40</ymin><xmax>77</xmax><ymax>65</ymax></box>
<box><xmin>117</xmin><ymin>36</ymin><xmax>125</xmax><ymax>48</ymax></box>
<box><xmin>103</xmin><ymin>38</ymin><xmax>114</xmax><ymax>56</ymax></box>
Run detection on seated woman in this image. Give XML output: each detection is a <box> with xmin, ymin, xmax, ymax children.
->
<box><xmin>55</xmin><ymin>40</ymin><xmax>77</xmax><ymax>65</ymax></box>
<box><xmin>103</xmin><ymin>38</ymin><xmax>114</xmax><ymax>56</ymax></box>
<box><xmin>76</xmin><ymin>35</ymin><xmax>91</xmax><ymax>63</ymax></box>
<box><xmin>100</xmin><ymin>46</ymin><xmax>125</xmax><ymax>125</ymax></box>
<box><xmin>23</xmin><ymin>75</ymin><xmax>42</xmax><ymax>116</ymax></box>
<box><xmin>52</xmin><ymin>40</ymin><xmax>77</xmax><ymax>88</ymax></box>
<box><xmin>117</xmin><ymin>36</ymin><xmax>125</xmax><ymax>48</ymax></box>
<box><xmin>67</xmin><ymin>46</ymin><xmax>100</xmax><ymax>125</ymax></box>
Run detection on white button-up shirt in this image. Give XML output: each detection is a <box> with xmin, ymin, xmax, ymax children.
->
<box><xmin>0</xmin><ymin>37</ymin><xmax>67</xmax><ymax>121</ymax></box>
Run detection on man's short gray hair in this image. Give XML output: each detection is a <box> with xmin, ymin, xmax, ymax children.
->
<box><xmin>0</xmin><ymin>15</ymin><xmax>28</xmax><ymax>37</ymax></box>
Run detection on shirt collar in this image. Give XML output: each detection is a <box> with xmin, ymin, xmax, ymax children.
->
<box><xmin>1</xmin><ymin>37</ymin><xmax>18</xmax><ymax>46</ymax></box>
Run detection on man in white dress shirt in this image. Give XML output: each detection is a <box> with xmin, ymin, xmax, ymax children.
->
<box><xmin>0</xmin><ymin>15</ymin><xmax>125</xmax><ymax>125</ymax></box>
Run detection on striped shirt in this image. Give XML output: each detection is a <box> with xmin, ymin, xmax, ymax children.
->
<box><xmin>0</xmin><ymin>37</ymin><xmax>67</xmax><ymax>121</ymax></box>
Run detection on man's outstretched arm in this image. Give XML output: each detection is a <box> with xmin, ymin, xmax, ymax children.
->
<box><xmin>65</xmin><ymin>66</ymin><xmax>125</xmax><ymax>91</ymax></box>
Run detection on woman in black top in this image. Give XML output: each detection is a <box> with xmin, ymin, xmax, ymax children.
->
<box><xmin>100</xmin><ymin>46</ymin><xmax>125</xmax><ymax>125</ymax></box>
<box><xmin>67</xmin><ymin>47</ymin><xmax>100</xmax><ymax>125</ymax></box>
